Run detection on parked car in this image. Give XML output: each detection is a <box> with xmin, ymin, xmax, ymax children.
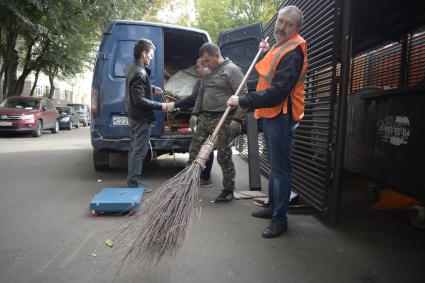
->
<box><xmin>67</xmin><ymin>103</ymin><xmax>91</xmax><ymax>127</ymax></box>
<box><xmin>56</xmin><ymin>105</ymin><xmax>79</xmax><ymax>130</ymax></box>
<box><xmin>0</xmin><ymin>96</ymin><xmax>59</xmax><ymax>137</ymax></box>
<box><xmin>90</xmin><ymin>20</ymin><xmax>260</xmax><ymax>170</ymax></box>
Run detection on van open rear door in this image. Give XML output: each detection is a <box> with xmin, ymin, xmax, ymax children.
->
<box><xmin>217</xmin><ymin>23</ymin><xmax>262</xmax><ymax>91</ymax></box>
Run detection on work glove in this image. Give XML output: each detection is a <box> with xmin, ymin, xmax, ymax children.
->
<box><xmin>227</xmin><ymin>120</ymin><xmax>242</xmax><ymax>139</ymax></box>
<box><xmin>189</xmin><ymin>115</ymin><xmax>198</xmax><ymax>132</ymax></box>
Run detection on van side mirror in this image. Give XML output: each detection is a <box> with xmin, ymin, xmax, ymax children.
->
<box><xmin>42</xmin><ymin>106</ymin><xmax>47</xmax><ymax>111</ymax></box>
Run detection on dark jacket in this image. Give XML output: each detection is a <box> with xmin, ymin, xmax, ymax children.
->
<box><xmin>239</xmin><ymin>46</ymin><xmax>304</xmax><ymax>111</ymax></box>
<box><xmin>125</xmin><ymin>62</ymin><xmax>162</xmax><ymax>123</ymax></box>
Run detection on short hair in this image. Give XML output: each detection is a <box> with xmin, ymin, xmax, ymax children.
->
<box><xmin>280</xmin><ymin>5</ymin><xmax>303</xmax><ymax>28</ymax></box>
<box><xmin>199</xmin><ymin>42</ymin><xmax>220</xmax><ymax>57</ymax></box>
<box><xmin>196</xmin><ymin>58</ymin><xmax>203</xmax><ymax>67</ymax></box>
<box><xmin>133</xmin><ymin>38</ymin><xmax>156</xmax><ymax>60</ymax></box>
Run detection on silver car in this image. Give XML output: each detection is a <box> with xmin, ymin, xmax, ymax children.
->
<box><xmin>67</xmin><ymin>103</ymin><xmax>91</xmax><ymax>127</ymax></box>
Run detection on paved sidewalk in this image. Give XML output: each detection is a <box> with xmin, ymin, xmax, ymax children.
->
<box><xmin>0</xmin><ymin>130</ymin><xmax>423</xmax><ymax>283</ymax></box>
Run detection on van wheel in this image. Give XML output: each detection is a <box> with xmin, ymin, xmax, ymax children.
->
<box><xmin>75</xmin><ymin>121</ymin><xmax>79</xmax><ymax>128</ymax></box>
<box><xmin>93</xmin><ymin>150</ymin><xmax>109</xmax><ymax>171</ymax></box>
<box><xmin>51</xmin><ymin>120</ymin><xmax>59</xmax><ymax>134</ymax></box>
<box><xmin>32</xmin><ymin>120</ymin><xmax>43</xmax><ymax>137</ymax></box>
<box><xmin>68</xmin><ymin>121</ymin><xmax>73</xmax><ymax>130</ymax></box>
<box><xmin>83</xmin><ymin>122</ymin><xmax>87</xmax><ymax>127</ymax></box>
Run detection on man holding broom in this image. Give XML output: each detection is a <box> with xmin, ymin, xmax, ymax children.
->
<box><xmin>227</xmin><ymin>5</ymin><xmax>308</xmax><ymax>238</ymax></box>
<box><xmin>188</xmin><ymin>42</ymin><xmax>247</xmax><ymax>203</ymax></box>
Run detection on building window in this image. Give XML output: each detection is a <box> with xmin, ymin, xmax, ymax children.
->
<box><xmin>55</xmin><ymin>88</ymin><xmax>61</xmax><ymax>99</ymax></box>
<box><xmin>35</xmin><ymin>86</ymin><xmax>43</xmax><ymax>96</ymax></box>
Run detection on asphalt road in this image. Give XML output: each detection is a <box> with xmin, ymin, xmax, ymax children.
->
<box><xmin>0</xmin><ymin>127</ymin><xmax>424</xmax><ymax>283</ymax></box>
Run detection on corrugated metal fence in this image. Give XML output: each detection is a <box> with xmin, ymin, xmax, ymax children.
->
<box><xmin>236</xmin><ymin>0</ymin><xmax>425</xmax><ymax>215</ymax></box>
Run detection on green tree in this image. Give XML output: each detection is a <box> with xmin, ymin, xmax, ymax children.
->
<box><xmin>136</xmin><ymin>0</ymin><xmax>278</xmax><ymax>40</ymax></box>
<box><xmin>0</xmin><ymin>0</ymin><xmax>153</xmax><ymax>99</ymax></box>
<box><xmin>194</xmin><ymin>0</ymin><xmax>278</xmax><ymax>41</ymax></box>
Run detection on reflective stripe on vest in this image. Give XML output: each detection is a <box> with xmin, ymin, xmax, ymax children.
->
<box><xmin>254</xmin><ymin>34</ymin><xmax>308</xmax><ymax>122</ymax></box>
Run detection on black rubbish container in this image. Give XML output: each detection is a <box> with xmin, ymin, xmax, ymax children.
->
<box><xmin>344</xmin><ymin>88</ymin><xmax>381</xmax><ymax>175</ymax></box>
<box><xmin>362</xmin><ymin>84</ymin><xmax>425</xmax><ymax>203</ymax></box>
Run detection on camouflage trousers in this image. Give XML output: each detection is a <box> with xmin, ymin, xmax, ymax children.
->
<box><xmin>188</xmin><ymin>114</ymin><xmax>235</xmax><ymax>191</ymax></box>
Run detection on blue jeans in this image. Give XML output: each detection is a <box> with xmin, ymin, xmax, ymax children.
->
<box><xmin>200</xmin><ymin>151</ymin><xmax>214</xmax><ymax>181</ymax></box>
<box><xmin>127</xmin><ymin>119</ymin><xmax>151</xmax><ymax>185</ymax></box>
<box><xmin>263</xmin><ymin>114</ymin><xmax>296</xmax><ymax>225</ymax></box>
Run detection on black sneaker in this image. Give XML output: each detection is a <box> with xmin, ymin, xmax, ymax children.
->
<box><xmin>262</xmin><ymin>220</ymin><xmax>287</xmax><ymax>238</ymax></box>
<box><xmin>251</xmin><ymin>207</ymin><xmax>273</xmax><ymax>219</ymax></box>
<box><xmin>214</xmin><ymin>190</ymin><xmax>234</xmax><ymax>203</ymax></box>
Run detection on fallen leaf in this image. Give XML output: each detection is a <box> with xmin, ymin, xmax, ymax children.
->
<box><xmin>105</xmin><ymin>240</ymin><xmax>113</xmax><ymax>247</ymax></box>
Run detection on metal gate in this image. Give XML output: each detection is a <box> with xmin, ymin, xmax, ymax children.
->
<box><xmin>236</xmin><ymin>0</ymin><xmax>340</xmax><ymax>213</ymax></box>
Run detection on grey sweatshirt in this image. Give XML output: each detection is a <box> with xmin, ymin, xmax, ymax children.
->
<box><xmin>193</xmin><ymin>58</ymin><xmax>247</xmax><ymax>121</ymax></box>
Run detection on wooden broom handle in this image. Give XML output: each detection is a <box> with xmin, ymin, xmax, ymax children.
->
<box><xmin>211</xmin><ymin>37</ymin><xmax>269</xmax><ymax>138</ymax></box>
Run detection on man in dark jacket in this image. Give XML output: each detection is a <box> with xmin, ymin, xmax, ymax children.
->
<box><xmin>125</xmin><ymin>38</ymin><xmax>172</xmax><ymax>189</ymax></box>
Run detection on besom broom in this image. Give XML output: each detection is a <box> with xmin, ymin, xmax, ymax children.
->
<box><xmin>117</xmin><ymin>37</ymin><xmax>269</xmax><ymax>265</ymax></box>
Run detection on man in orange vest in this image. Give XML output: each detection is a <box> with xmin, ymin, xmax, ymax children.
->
<box><xmin>227</xmin><ymin>5</ymin><xmax>307</xmax><ymax>238</ymax></box>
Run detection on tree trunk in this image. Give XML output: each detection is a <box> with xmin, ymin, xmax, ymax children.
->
<box><xmin>2</xmin><ymin>65</ymin><xmax>8</xmax><ymax>98</ymax></box>
<box><xmin>14</xmin><ymin>67</ymin><xmax>33</xmax><ymax>96</ymax></box>
<box><xmin>4</xmin><ymin>17</ymin><xmax>19</xmax><ymax>98</ymax></box>
<box><xmin>0</xmin><ymin>63</ymin><xmax>5</xmax><ymax>101</ymax></box>
<box><xmin>30</xmin><ymin>70</ymin><xmax>40</xmax><ymax>96</ymax></box>
<box><xmin>48</xmin><ymin>73</ymin><xmax>55</xmax><ymax>100</ymax></box>
<box><xmin>0</xmin><ymin>61</ymin><xmax>5</xmax><ymax>86</ymax></box>
<box><xmin>5</xmin><ymin>51</ymin><xmax>18</xmax><ymax>98</ymax></box>
<box><xmin>11</xmin><ymin>39</ymin><xmax>36</xmax><ymax>97</ymax></box>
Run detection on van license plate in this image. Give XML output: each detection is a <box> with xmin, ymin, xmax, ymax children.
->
<box><xmin>0</xmin><ymin>121</ymin><xmax>12</xmax><ymax>126</ymax></box>
<box><xmin>112</xmin><ymin>116</ymin><xmax>129</xmax><ymax>126</ymax></box>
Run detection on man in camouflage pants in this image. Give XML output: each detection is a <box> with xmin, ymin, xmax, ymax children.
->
<box><xmin>188</xmin><ymin>42</ymin><xmax>247</xmax><ymax>203</ymax></box>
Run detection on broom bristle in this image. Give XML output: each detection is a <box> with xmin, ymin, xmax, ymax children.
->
<box><xmin>116</xmin><ymin>162</ymin><xmax>203</xmax><ymax>265</ymax></box>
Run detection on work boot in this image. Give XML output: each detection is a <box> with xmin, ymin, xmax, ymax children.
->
<box><xmin>214</xmin><ymin>190</ymin><xmax>234</xmax><ymax>203</ymax></box>
<box><xmin>262</xmin><ymin>220</ymin><xmax>287</xmax><ymax>238</ymax></box>
<box><xmin>251</xmin><ymin>207</ymin><xmax>273</xmax><ymax>219</ymax></box>
<box><xmin>200</xmin><ymin>178</ymin><xmax>212</xmax><ymax>186</ymax></box>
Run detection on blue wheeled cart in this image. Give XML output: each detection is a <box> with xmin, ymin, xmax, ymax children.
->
<box><xmin>90</xmin><ymin>188</ymin><xmax>145</xmax><ymax>216</ymax></box>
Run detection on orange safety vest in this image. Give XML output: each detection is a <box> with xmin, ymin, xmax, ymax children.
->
<box><xmin>254</xmin><ymin>34</ymin><xmax>308</xmax><ymax>122</ymax></box>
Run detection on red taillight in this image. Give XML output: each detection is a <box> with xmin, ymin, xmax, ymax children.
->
<box><xmin>91</xmin><ymin>86</ymin><xmax>99</xmax><ymax>117</ymax></box>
